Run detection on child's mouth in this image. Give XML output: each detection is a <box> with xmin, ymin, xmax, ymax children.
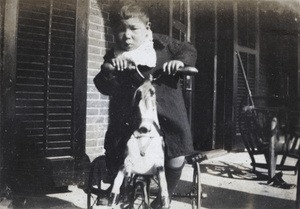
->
<box><xmin>123</xmin><ymin>43</ymin><xmax>134</xmax><ymax>50</ymax></box>
<box><xmin>124</xmin><ymin>42</ymin><xmax>133</xmax><ymax>46</ymax></box>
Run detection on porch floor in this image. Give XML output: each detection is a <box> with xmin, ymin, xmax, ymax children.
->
<box><xmin>2</xmin><ymin>151</ymin><xmax>298</xmax><ymax>209</ymax></box>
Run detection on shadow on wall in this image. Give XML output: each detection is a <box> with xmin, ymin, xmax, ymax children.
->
<box><xmin>1</xmin><ymin>119</ymin><xmax>58</xmax><ymax>206</ymax></box>
<box><xmin>1</xmin><ymin>118</ymin><xmax>91</xmax><ymax>208</ymax></box>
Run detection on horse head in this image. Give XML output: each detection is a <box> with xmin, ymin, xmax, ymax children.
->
<box><xmin>132</xmin><ymin>79</ymin><xmax>158</xmax><ymax>135</ymax></box>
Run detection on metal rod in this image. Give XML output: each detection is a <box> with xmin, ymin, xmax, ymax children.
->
<box><xmin>212</xmin><ymin>1</ymin><xmax>218</xmax><ymax>149</ymax></box>
<box><xmin>235</xmin><ymin>51</ymin><xmax>255</xmax><ymax>108</ymax></box>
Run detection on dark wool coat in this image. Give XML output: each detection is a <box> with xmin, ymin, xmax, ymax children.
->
<box><xmin>94</xmin><ymin>33</ymin><xmax>197</xmax><ymax>170</ymax></box>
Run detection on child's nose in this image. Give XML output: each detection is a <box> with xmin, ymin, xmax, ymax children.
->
<box><xmin>124</xmin><ymin>29</ymin><xmax>131</xmax><ymax>37</ymax></box>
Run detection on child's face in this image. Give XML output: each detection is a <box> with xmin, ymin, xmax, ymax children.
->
<box><xmin>114</xmin><ymin>17</ymin><xmax>150</xmax><ymax>51</ymax></box>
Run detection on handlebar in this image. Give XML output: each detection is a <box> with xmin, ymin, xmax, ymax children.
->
<box><xmin>177</xmin><ymin>66</ymin><xmax>198</xmax><ymax>75</ymax></box>
<box><xmin>103</xmin><ymin>63</ymin><xmax>198</xmax><ymax>76</ymax></box>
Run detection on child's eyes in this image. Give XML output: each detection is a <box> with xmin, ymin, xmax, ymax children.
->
<box><xmin>130</xmin><ymin>26</ymin><xmax>139</xmax><ymax>30</ymax></box>
<box><xmin>114</xmin><ymin>24</ymin><xmax>142</xmax><ymax>32</ymax></box>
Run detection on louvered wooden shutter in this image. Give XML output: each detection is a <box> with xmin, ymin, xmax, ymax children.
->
<box><xmin>16</xmin><ymin>0</ymin><xmax>77</xmax><ymax>158</ymax></box>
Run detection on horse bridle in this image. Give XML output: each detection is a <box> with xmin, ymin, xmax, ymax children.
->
<box><xmin>135</xmin><ymin>65</ymin><xmax>162</xmax><ymax>81</ymax></box>
<box><xmin>132</xmin><ymin>75</ymin><xmax>164</xmax><ymax>157</ymax></box>
<box><xmin>133</xmin><ymin>122</ymin><xmax>163</xmax><ymax>157</ymax></box>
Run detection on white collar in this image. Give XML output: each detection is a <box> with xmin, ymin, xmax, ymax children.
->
<box><xmin>114</xmin><ymin>31</ymin><xmax>156</xmax><ymax>68</ymax></box>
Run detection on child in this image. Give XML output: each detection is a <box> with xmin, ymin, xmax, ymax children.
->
<box><xmin>94</xmin><ymin>1</ymin><xmax>197</xmax><ymax>208</ymax></box>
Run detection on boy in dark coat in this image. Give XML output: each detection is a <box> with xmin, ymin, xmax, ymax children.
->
<box><xmin>93</xmin><ymin>1</ymin><xmax>197</xmax><ymax>208</ymax></box>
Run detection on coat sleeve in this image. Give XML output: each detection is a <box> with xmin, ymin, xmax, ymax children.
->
<box><xmin>93</xmin><ymin>70</ymin><xmax>120</xmax><ymax>96</ymax></box>
<box><xmin>168</xmin><ymin>38</ymin><xmax>197</xmax><ymax>67</ymax></box>
<box><xmin>93</xmin><ymin>49</ymin><xmax>120</xmax><ymax>96</ymax></box>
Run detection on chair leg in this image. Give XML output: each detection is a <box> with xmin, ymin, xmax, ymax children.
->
<box><xmin>296</xmin><ymin>162</ymin><xmax>300</xmax><ymax>209</ymax></box>
<box><xmin>268</xmin><ymin>117</ymin><xmax>278</xmax><ymax>180</ymax></box>
<box><xmin>279</xmin><ymin>134</ymin><xmax>299</xmax><ymax>175</ymax></box>
<box><xmin>279</xmin><ymin>134</ymin><xmax>292</xmax><ymax>166</ymax></box>
<box><xmin>268</xmin><ymin>136</ymin><xmax>276</xmax><ymax>179</ymax></box>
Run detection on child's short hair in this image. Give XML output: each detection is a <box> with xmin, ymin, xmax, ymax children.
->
<box><xmin>110</xmin><ymin>0</ymin><xmax>150</xmax><ymax>28</ymax></box>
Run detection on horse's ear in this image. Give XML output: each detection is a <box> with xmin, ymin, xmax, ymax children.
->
<box><xmin>149</xmin><ymin>74</ymin><xmax>153</xmax><ymax>82</ymax></box>
<box><xmin>138</xmin><ymin>89</ymin><xmax>142</xmax><ymax>96</ymax></box>
<box><xmin>135</xmin><ymin>89</ymin><xmax>142</xmax><ymax>101</ymax></box>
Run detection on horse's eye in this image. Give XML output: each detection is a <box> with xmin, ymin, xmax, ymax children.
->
<box><xmin>150</xmin><ymin>89</ymin><xmax>155</xmax><ymax>96</ymax></box>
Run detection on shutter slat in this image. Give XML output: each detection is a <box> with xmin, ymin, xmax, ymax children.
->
<box><xmin>17</xmin><ymin>40</ymin><xmax>47</xmax><ymax>50</ymax></box>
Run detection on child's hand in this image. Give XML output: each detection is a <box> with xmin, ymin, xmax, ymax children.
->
<box><xmin>163</xmin><ymin>60</ymin><xmax>184</xmax><ymax>75</ymax></box>
<box><xmin>111</xmin><ymin>57</ymin><xmax>135</xmax><ymax>71</ymax></box>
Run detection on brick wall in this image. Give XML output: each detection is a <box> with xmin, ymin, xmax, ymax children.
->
<box><xmin>86</xmin><ymin>0</ymin><xmax>114</xmax><ymax>161</ymax></box>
